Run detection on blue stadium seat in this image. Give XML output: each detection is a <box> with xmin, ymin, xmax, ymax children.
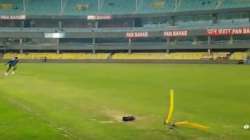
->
<box><xmin>1</xmin><ymin>0</ymin><xmax>250</xmax><ymax>16</ymax></box>
<box><xmin>223</xmin><ymin>0</ymin><xmax>250</xmax><ymax>8</ymax></box>
<box><xmin>0</xmin><ymin>0</ymin><xmax>23</xmax><ymax>15</ymax></box>
<box><xmin>26</xmin><ymin>0</ymin><xmax>60</xmax><ymax>15</ymax></box>
<box><xmin>140</xmin><ymin>0</ymin><xmax>175</xmax><ymax>13</ymax></box>
<box><xmin>101</xmin><ymin>0</ymin><xmax>136</xmax><ymax>14</ymax></box>
<box><xmin>177</xmin><ymin>0</ymin><xmax>219</xmax><ymax>11</ymax></box>
<box><xmin>63</xmin><ymin>0</ymin><xmax>98</xmax><ymax>15</ymax></box>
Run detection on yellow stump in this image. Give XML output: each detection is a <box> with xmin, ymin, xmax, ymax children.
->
<box><xmin>165</xmin><ymin>89</ymin><xmax>174</xmax><ymax>124</ymax></box>
<box><xmin>175</xmin><ymin>121</ymin><xmax>209</xmax><ymax>131</ymax></box>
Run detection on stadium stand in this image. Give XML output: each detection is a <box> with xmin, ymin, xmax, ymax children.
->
<box><xmin>223</xmin><ymin>0</ymin><xmax>250</xmax><ymax>8</ymax></box>
<box><xmin>229</xmin><ymin>52</ymin><xmax>248</xmax><ymax>60</ymax></box>
<box><xmin>3</xmin><ymin>53</ymin><xmax>110</xmax><ymax>60</ymax></box>
<box><xmin>0</xmin><ymin>0</ymin><xmax>250</xmax><ymax>63</ymax></box>
<box><xmin>26</xmin><ymin>0</ymin><xmax>60</xmax><ymax>15</ymax></box>
<box><xmin>4</xmin><ymin>52</ymin><xmax>204</xmax><ymax>60</ymax></box>
<box><xmin>141</xmin><ymin>0</ymin><xmax>175</xmax><ymax>13</ymax></box>
<box><xmin>177</xmin><ymin>0</ymin><xmax>218</xmax><ymax>11</ymax></box>
<box><xmin>211</xmin><ymin>52</ymin><xmax>231</xmax><ymax>60</ymax></box>
<box><xmin>111</xmin><ymin>52</ymin><xmax>209</xmax><ymax>60</ymax></box>
<box><xmin>102</xmin><ymin>0</ymin><xmax>136</xmax><ymax>14</ymax></box>
<box><xmin>0</xmin><ymin>0</ymin><xmax>250</xmax><ymax>15</ymax></box>
<box><xmin>63</xmin><ymin>0</ymin><xmax>98</xmax><ymax>15</ymax></box>
<box><xmin>3</xmin><ymin>52</ymin><xmax>249</xmax><ymax>62</ymax></box>
<box><xmin>0</xmin><ymin>0</ymin><xmax>23</xmax><ymax>15</ymax></box>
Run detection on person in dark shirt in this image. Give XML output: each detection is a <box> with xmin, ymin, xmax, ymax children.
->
<box><xmin>5</xmin><ymin>57</ymin><xmax>19</xmax><ymax>76</ymax></box>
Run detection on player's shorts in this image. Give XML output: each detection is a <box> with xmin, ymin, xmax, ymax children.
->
<box><xmin>8</xmin><ymin>64</ymin><xmax>16</xmax><ymax>69</ymax></box>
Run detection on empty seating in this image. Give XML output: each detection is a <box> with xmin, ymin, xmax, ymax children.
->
<box><xmin>102</xmin><ymin>0</ymin><xmax>136</xmax><ymax>14</ymax></box>
<box><xmin>26</xmin><ymin>0</ymin><xmax>61</xmax><ymax>15</ymax></box>
<box><xmin>3</xmin><ymin>53</ymin><xmax>110</xmax><ymax>60</ymax></box>
<box><xmin>0</xmin><ymin>0</ymin><xmax>249</xmax><ymax>16</ymax></box>
<box><xmin>140</xmin><ymin>0</ymin><xmax>175</xmax><ymax>13</ymax></box>
<box><xmin>63</xmin><ymin>0</ymin><xmax>98</xmax><ymax>15</ymax></box>
<box><xmin>210</xmin><ymin>52</ymin><xmax>230</xmax><ymax>60</ymax></box>
<box><xmin>4</xmin><ymin>52</ymin><xmax>250</xmax><ymax>61</ymax></box>
<box><xmin>229</xmin><ymin>52</ymin><xmax>248</xmax><ymax>60</ymax></box>
<box><xmin>0</xmin><ymin>0</ymin><xmax>23</xmax><ymax>15</ymax></box>
<box><xmin>112</xmin><ymin>52</ymin><xmax>208</xmax><ymax>60</ymax></box>
<box><xmin>223</xmin><ymin>0</ymin><xmax>250</xmax><ymax>8</ymax></box>
<box><xmin>177</xmin><ymin>0</ymin><xmax>219</xmax><ymax>11</ymax></box>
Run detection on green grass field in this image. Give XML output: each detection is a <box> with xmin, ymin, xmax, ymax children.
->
<box><xmin>0</xmin><ymin>63</ymin><xmax>250</xmax><ymax>140</ymax></box>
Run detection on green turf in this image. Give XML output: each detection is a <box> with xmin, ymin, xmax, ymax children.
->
<box><xmin>0</xmin><ymin>63</ymin><xmax>250</xmax><ymax>140</ymax></box>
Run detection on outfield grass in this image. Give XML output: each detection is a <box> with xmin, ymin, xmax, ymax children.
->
<box><xmin>0</xmin><ymin>63</ymin><xmax>250</xmax><ymax>140</ymax></box>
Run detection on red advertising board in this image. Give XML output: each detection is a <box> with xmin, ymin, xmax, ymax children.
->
<box><xmin>207</xmin><ymin>27</ymin><xmax>250</xmax><ymax>36</ymax></box>
<box><xmin>87</xmin><ymin>15</ymin><xmax>112</xmax><ymax>20</ymax></box>
<box><xmin>0</xmin><ymin>15</ymin><xmax>26</xmax><ymax>20</ymax></box>
<box><xmin>126</xmin><ymin>32</ymin><xmax>149</xmax><ymax>38</ymax></box>
<box><xmin>163</xmin><ymin>30</ymin><xmax>188</xmax><ymax>37</ymax></box>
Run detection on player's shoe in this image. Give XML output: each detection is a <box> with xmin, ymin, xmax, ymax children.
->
<box><xmin>4</xmin><ymin>72</ymin><xmax>9</xmax><ymax>76</ymax></box>
<box><xmin>11</xmin><ymin>71</ymin><xmax>15</xmax><ymax>75</ymax></box>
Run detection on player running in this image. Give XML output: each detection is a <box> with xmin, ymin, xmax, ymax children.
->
<box><xmin>5</xmin><ymin>57</ymin><xmax>19</xmax><ymax>76</ymax></box>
